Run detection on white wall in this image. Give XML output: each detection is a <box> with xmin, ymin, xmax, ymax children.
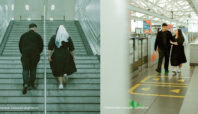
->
<box><xmin>14</xmin><ymin>0</ymin><xmax>44</xmax><ymax>20</ymax></box>
<box><xmin>46</xmin><ymin>0</ymin><xmax>75</xmax><ymax>20</ymax></box>
<box><xmin>14</xmin><ymin>0</ymin><xmax>75</xmax><ymax>20</ymax></box>
<box><xmin>0</xmin><ymin>0</ymin><xmax>14</xmax><ymax>43</ymax></box>
<box><xmin>75</xmin><ymin>0</ymin><xmax>100</xmax><ymax>55</ymax></box>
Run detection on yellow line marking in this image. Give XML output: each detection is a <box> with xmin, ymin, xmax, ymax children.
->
<box><xmin>153</xmin><ymin>78</ymin><xmax>160</xmax><ymax>81</ymax></box>
<box><xmin>140</xmin><ymin>76</ymin><xmax>150</xmax><ymax>83</ymax></box>
<box><xmin>147</xmin><ymin>75</ymin><xmax>191</xmax><ymax>79</ymax></box>
<box><xmin>177</xmin><ymin>80</ymin><xmax>185</xmax><ymax>82</ymax></box>
<box><xmin>142</xmin><ymin>82</ymin><xmax>187</xmax><ymax>85</ymax></box>
<box><xmin>141</xmin><ymin>87</ymin><xmax>150</xmax><ymax>92</ymax></box>
<box><xmin>129</xmin><ymin>92</ymin><xmax>184</xmax><ymax>98</ymax></box>
<box><xmin>170</xmin><ymin>89</ymin><xmax>180</xmax><ymax>94</ymax></box>
<box><xmin>128</xmin><ymin>83</ymin><xmax>141</xmax><ymax>93</ymax></box>
<box><xmin>140</xmin><ymin>83</ymin><xmax>187</xmax><ymax>87</ymax></box>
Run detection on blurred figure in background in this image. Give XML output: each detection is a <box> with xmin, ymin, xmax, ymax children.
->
<box><xmin>170</xmin><ymin>29</ymin><xmax>187</xmax><ymax>75</ymax></box>
<box><xmin>154</xmin><ymin>23</ymin><xmax>173</xmax><ymax>74</ymax></box>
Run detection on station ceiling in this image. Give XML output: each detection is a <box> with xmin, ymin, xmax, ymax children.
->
<box><xmin>130</xmin><ymin>0</ymin><xmax>198</xmax><ymax>24</ymax></box>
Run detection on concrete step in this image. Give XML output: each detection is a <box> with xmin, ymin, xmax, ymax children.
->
<box><xmin>3</xmin><ymin>47</ymin><xmax>86</xmax><ymax>51</ymax></box>
<box><xmin>0</xmin><ymin>97</ymin><xmax>99</xmax><ymax>104</ymax></box>
<box><xmin>0</xmin><ymin>73</ymin><xmax>100</xmax><ymax>79</ymax></box>
<box><xmin>0</xmin><ymin>90</ymin><xmax>100</xmax><ymax>97</ymax></box>
<box><xmin>0</xmin><ymin>56</ymin><xmax>98</xmax><ymax>60</ymax></box>
<box><xmin>0</xmin><ymin>112</ymin><xmax>100</xmax><ymax>114</ymax></box>
<box><xmin>0</xmin><ymin>78</ymin><xmax>100</xmax><ymax>84</ymax></box>
<box><xmin>0</xmin><ymin>83</ymin><xmax>100</xmax><ymax>90</ymax></box>
<box><xmin>0</xmin><ymin>59</ymin><xmax>99</xmax><ymax>64</ymax></box>
<box><xmin>2</xmin><ymin>52</ymin><xmax>88</xmax><ymax>56</ymax></box>
<box><xmin>3</xmin><ymin>50</ymin><xmax>87</xmax><ymax>54</ymax></box>
<box><xmin>0</xmin><ymin>104</ymin><xmax>100</xmax><ymax>112</ymax></box>
<box><xmin>0</xmin><ymin>20</ymin><xmax>100</xmax><ymax>114</ymax></box>
<box><xmin>0</xmin><ymin>68</ymin><xmax>100</xmax><ymax>74</ymax></box>
<box><xmin>0</xmin><ymin>64</ymin><xmax>100</xmax><ymax>69</ymax></box>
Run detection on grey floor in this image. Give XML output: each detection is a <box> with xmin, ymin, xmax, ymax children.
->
<box><xmin>129</xmin><ymin>44</ymin><xmax>195</xmax><ymax>114</ymax></box>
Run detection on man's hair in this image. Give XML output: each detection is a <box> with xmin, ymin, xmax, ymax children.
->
<box><xmin>29</xmin><ymin>23</ymin><xmax>37</xmax><ymax>28</ymax></box>
<box><xmin>162</xmin><ymin>23</ymin><xmax>168</xmax><ymax>27</ymax></box>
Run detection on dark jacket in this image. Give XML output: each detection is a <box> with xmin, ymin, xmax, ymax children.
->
<box><xmin>19</xmin><ymin>30</ymin><xmax>44</xmax><ymax>69</ymax></box>
<box><xmin>154</xmin><ymin>30</ymin><xmax>173</xmax><ymax>51</ymax></box>
<box><xmin>19</xmin><ymin>30</ymin><xmax>43</xmax><ymax>55</ymax></box>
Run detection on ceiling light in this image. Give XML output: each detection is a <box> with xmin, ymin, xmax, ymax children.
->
<box><xmin>11</xmin><ymin>4</ymin><xmax>14</xmax><ymax>11</ymax></box>
<box><xmin>25</xmin><ymin>4</ymin><xmax>29</xmax><ymax>11</ymax></box>
<box><xmin>51</xmin><ymin>5</ymin><xmax>55</xmax><ymax>11</ymax></box>
<box><xmin>27</xmin><ymin>18</ymin><xmax>31</xmax><ymax>21</ymax></box>
<box><xmin>49</xmin><ymin>17</ymin><xmax>54</xmax><ymax>21</ymax></box>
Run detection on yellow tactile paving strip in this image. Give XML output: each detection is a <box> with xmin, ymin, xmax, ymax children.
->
<box><xmin>129</xmin><ymin>75</ymin><xmax>191</xmax><ymax>98</ymax></box>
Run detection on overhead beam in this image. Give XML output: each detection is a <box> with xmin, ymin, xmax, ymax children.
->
<box><xmin>129</xmin><ymin>4</ymin><xmax>184</xmax><ymax>24</ymax></box>
<box><xmin>186</xmin><ymin>0</ymin><xmax>198</xmax><ymax>15</ymax></box>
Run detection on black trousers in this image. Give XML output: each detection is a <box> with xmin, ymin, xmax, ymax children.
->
<box><xmin>157</xmin><ymin>49</ymin><xmax>170</xmax><ymax>71</ymax></box>
<box><xmin>23</xmin><ymin>67</ymin><xmax>37</xmax><ymax>87</ymax></box>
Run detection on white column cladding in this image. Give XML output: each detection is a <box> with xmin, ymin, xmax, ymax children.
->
<box><xmin>101</xmin><ymin>0</ymin><xmax>131</xmax><ymax>114</ymax></box>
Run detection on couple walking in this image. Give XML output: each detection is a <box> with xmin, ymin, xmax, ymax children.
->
<box><xmin>19</xmin><ymin>23</ymin><xmax>76</xmax><ymax>94</ymax></box>
<box><xmin>154</xmin><ymin>23</ymin><xmax>187</xmax><ymax>75</ymax></box>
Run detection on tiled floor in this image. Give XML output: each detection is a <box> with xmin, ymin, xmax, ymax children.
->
<box><xmin>129</xmin><ymin>44</ymin><xmax>195</xmax><ymax>114</ymax></box>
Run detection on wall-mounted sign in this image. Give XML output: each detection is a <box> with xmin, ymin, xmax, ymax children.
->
<box><xmin>143</xmin><ymin>20</ymin><xmax>152</xmax><ymax>33</ymax></box>
<box><xmin>168</xmin><ymin>24</ymin><xmax>173</xmax><ymax>32</ymax></box>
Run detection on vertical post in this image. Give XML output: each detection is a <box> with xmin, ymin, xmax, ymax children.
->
<box><xmin>101</xmin><ymin>0</ymin><xmax>131</xmax><ymax>114</ymax></box>
<box><xmin>43</xmin><ymin>0</ymin><xmax>47</xmax><ymax>113</ymax></box>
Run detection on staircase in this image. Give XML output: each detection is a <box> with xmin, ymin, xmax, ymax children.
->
<box><xmin>0</xmin><ymin>20</ymin><xmax>100</xmax><ymax>114</ymax></box>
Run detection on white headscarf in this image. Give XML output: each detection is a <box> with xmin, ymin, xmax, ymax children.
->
<box><xmin>55</xmin><ymin>25</ymin><xmax>69</xmax><ymax>48</ymax></box>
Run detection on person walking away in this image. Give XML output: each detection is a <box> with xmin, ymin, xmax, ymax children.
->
<box><xmin>154</xmin><ymin>23</ymin><xmax>173</xmax><ymax>74</ymax></box>
<box><xmin>48</xmin><ymin>25</ymin><xmax>76</xmax><ymax>89</ymax></box>
<box><xmin>19</xmin><ymin>23</ymin><xmax>43</xmax><ymax>94</ymax></box>
<box><xmin>170</xmin><ymin>29</ymin><xmax>187</xmax><ymax>75</ymax></box>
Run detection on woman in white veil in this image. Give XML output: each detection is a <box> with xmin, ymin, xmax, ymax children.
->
<box><xmin>48</xmin><ymin>25</ymin><xmax>77</xmax><ymax>89</ymax></box>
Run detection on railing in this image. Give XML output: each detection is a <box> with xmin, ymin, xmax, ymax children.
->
<box><xmin>0</xmin><ymin>21</ymin><xmax>14</xmax><ymax>55</ymax></box>
<box><xmin>75</xmin><ymin>0</ymin><xmax>100</xmax><ymax>55</ymax></box>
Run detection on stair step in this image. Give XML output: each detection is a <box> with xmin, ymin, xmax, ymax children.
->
<box><xmin>0</xmin><ymin>90</ymin><xmax>100</xmax><ymax>97</ymax></box>
<box><xmin>0</xmin><ymin>83</ymin><xmax>100</xmax><ymax>90</ymax></box>
<box><xmin>0</xmin><ymin>69</ymin><xmax>100</xmax><ymax>73</ymax></box>
<box><xmin>0</xmin><ymin>73</ymin><xmax>100</xmax><ymax>79</ymax></box>
<box><xmin>0</xmin><ymin>56</ymin><xmax>98</xmax><ymax>60</ymax></box>
<box><xmin>0</xmin><ymin>97</ymin><xmax>99</xmax><ymax>104</ymax></box>
<box><xmin>0</xmin><ymin>78</ymin><xmax>100</xmax><ymax>84</ymax></box>
<box><xmin>0</xmin><ymin>104</ymin><xmax>99</xmax><ymax>112</ymax></box>
<box><xmin>0</xmin><ymin>64</ymin><xmax>100</xmax><ymax>69</ymax></box>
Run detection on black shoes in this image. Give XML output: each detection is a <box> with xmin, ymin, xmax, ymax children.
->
<box><xmin>156</xmin><ymin>69</ymin><xmax>161</xmax><ymax>74</ymax></box>
<box><xmin>22</xmin><ymin>86</ymin><xmax>28</xmax><ymax>94</ymax></box>
<box><xmin>165</xmin><ymin>70</ymin><xmax>169</xmax><ymax>74</ymax></box>
<box><xmin>156</xmin><ymin>69</ymin><xmax>169</xmax><ymax>74</ymax></box>
<box><xmin>29</xmin><ymin>83</ymin><xmax>36</xmax><ymax>90</ymax></box>
<box><xmin>22</xmin><ymin>83</ymin><xmax>36</xmax><ymax>94</ymax></box>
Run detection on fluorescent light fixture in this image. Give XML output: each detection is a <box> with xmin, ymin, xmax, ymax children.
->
<box><xmin>27</xmin><ymin>18</ymin><xmax>31</xmax><ymax>21</ymax></box>
<box><xmin>49</xmin><ymin>17</ymin><xmax>54</xmax><ymax>21</ymax></box>
<box><xmin>25</xmin><ymin>4</ymin><xmax>29</xmax><ymax>11</ymax></box>
<box><xmin>51</xmin><ymin>5</ymin><xmax>55</xmax><ymax>10</ymax></box>
<box><xmin>11</xmin><ymin>4</ymin><xmax>14</xmax><ymax>11</ymax></box>
<box><xmin>135</xmin><ymin>12</ymin><xmax>144</xmax><ymax>17</ymax></box>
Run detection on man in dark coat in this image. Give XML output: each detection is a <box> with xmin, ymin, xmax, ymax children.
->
<box><xmin>154</xmin><ymin>23</ymin><xmax>173</xmax><ymax>74</ymax></box>
<box><xmin>19</xmin><ymin>23</ymin><xmax>43</xmax><ymax>94</ymax></box>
